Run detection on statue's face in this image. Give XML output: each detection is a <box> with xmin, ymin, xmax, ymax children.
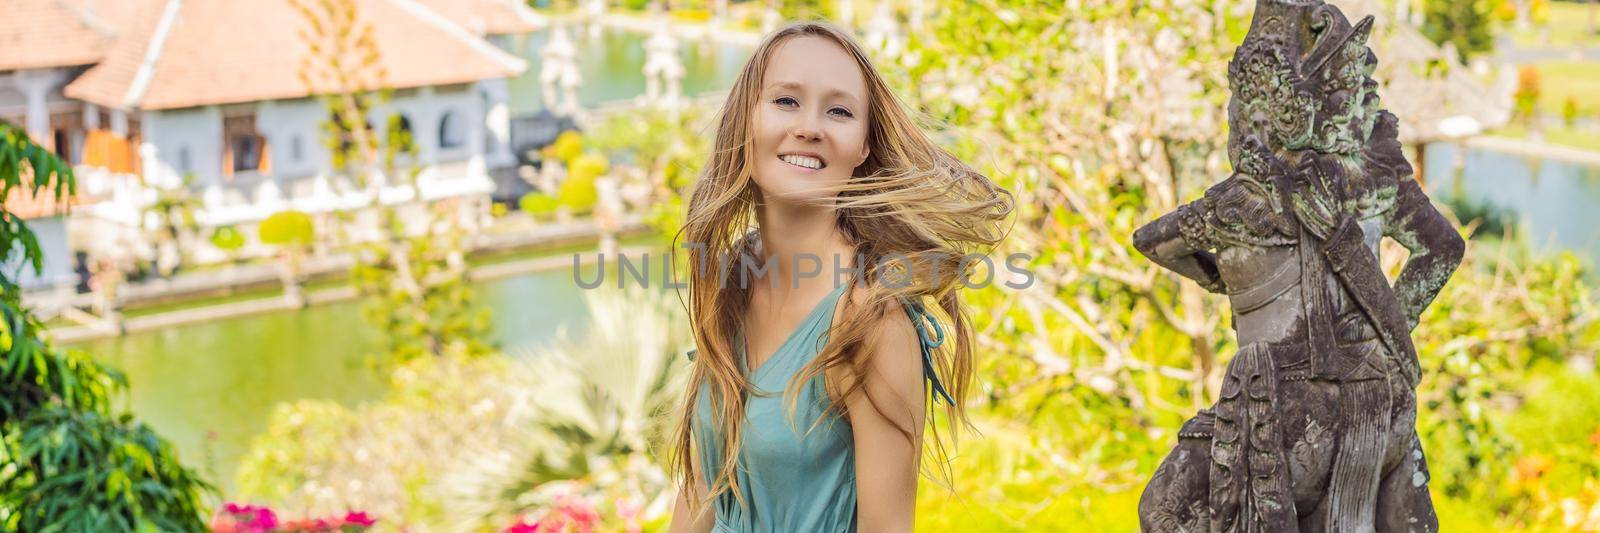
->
<box><xmin>1226</xmin><ymin>41</ymin><xmax>1315</xmax><ymax>169</ymax></box>
<box><xmin>1226</xmin><ymin>6</ymin><xmax>1379</xmax><ymax>165</ymax></box>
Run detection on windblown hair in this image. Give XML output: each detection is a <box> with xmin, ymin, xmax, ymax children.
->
<box><xmin>668</xmin><ymin>21</ymin><xmax>1013</xmax><ymax>518</ymax></box>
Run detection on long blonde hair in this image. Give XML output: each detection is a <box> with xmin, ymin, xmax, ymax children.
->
<box><xmin>669</xmin><ymin>21</ymin><xmax>1013</xmax><ymax>516</ymax></box>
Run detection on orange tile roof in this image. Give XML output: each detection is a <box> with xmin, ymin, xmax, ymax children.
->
<box><xmin>414</xmin><ymin>0</ymin><xmax>547</xmax><ymax>36</ymax></box>
<box><xmin>0</xmin><ymin>0</ymin><xmax>118</xmax><ymax>71</ymax></box>
<box><xmin>64</xmin><ymin>0</ymin><xmax>527</xmax><ymax>111</ymax></box>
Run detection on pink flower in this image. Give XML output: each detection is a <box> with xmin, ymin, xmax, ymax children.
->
<box><xmin>249</xmin><ymin>507</ymin><xmax>279</xmax><ymax>530</ymax></box>
<box><xmin>504</xmin><ymin>519</ymin><xmax>542</xmax><ymax>533</ymax></box>
<box><xmin>342</xmin><ymin>511</ymin><xmax>376</xmax><ymax>528</ymax></box>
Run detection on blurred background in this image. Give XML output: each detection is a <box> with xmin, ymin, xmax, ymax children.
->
<box><xmin>1</xmin><ymin>0</ymin><xmax>1597</xmax><ymax>531</ymax></box>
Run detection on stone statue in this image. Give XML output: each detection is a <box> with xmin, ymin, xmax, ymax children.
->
<box><xmin>642</xmin><ymin>24</ymin><xmax>684</xmax><ymax>108</ymax></box>
<box><xmin>540</xmin><ymin>27</ymin><xmax>582</xmax><ymax>117</ymax></box>
<box><xmin>1132</xmin><ymin>1</ymin><xmax>1465</xmax><ymax>531</ymax></box>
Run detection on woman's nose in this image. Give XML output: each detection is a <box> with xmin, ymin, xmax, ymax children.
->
<box><xmin>791</xmin><ymin>115</ymin><xmax>823</xmax><ymax>142</ymax></box>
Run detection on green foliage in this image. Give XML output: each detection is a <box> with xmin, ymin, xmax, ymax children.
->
<box><xmin>1410</xmin><ymin>241</ymin><xmax>1599</xmax><ymax>503</ymax></box>
<box><xmin>0</xmin><ymin>121</ymin><xmax>214</xmax><ymax>530</ymax></box>
<box><xmin>258</xmin><ymin>210</ymin><xmax>315</xmax><ymax>247</ymax></box>
<box><xmin>584</xmin><ymin>107</ymin><xmax>709</xmax><ymax>244</ymax></box>
<box><xmin>775</xmin><ymin>0</ymin><xmax>835</xmax><ymax>21</ymax></box>
<box><xmin>289</xmin><ymin>0</ymin><xmax>494</xmax><ymax>373</ymax></box>
<box><xmin>557</xmin><ymin>168</ymin><xmax>601</xmax><ymax>214</ymax></box>
<box><xmin>349</xmin><ymin>212</ymin><xmax>496</xmax><ymax>370</ymax></box>
<box><xmin>1424</xmin><ymin>0</ymin><xmax>1496</xmax><ymax>62</ymax></box>
<box><xmin>568</xmin><ymin>153</ymin><xmax>608</xmax><ymax>183</ymax></box>
<box><xmin>291</xmin><ymin>0</ymin><xmax>391</xmax><ymax>177</ymax></box>
<box><xmin>1441</xmin><ymin>193</ymin><xmax>1517</xmax><ymax>238</ymax></box>
<box><xmin>2</xmin><ymin>408</ymin><xmax>215</xmax><ymax>531</ymax></box>
<box><xmin>545</xmin><ymin>131</ymin><xmax>584</xmax><ymax>165</ymax></box>
<box><xmin>235</xmin><ymin>286</ymin><xmax>689</xmax><ymax>529</ymax></box>
<box><xmin>876</xmin><ymin>1</ymin><xmax>1600</xmax><ymax>529</ymax></box>
<box><xmin>210</xmin><ymin>225</ymin><xmax>247</xmax><ymax>251</ymax></box>
<box><xmin>519</xmin><ymin>192</ymin><xmax>560</xmax><ymax>217</ymax></box>
<box><xmin>1492</xmin><ymin>0</ymin><xmax>1551</xmax><ymax>25</ymax></box>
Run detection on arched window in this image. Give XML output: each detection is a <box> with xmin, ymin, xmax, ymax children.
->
<box><xmin>439</xmin><ymin>110</ymin><xmax>465</xmax><ymax>149</ymax></box>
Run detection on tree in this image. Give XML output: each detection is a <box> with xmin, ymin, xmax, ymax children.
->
<box><xmin>1423</xmin><ymin>0</ymin><xmax>1495</xmax><ymax>63</ymax></box>
<box><xmin>292</xmin><ymin>0</ymin><xmax>494</xmax><ymax>369</ymax></box>
<box><xmin>0</xmin><ymin>121</ymin><xmax>214</xmax><ymax>530</ymax></box>
<box><xmin>259</xmin><ymin>210</ymin><xmax>316</xmax><ymax>307</ymax></box>
<box><xmin>209</xmin><ymin>225</ymin><xmax>247</xmax><ymax>260</ymax></box>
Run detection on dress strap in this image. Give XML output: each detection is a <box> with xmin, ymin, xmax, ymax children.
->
<box><xmin>901</xmin><ymin>298</ymin><xmax>955</xmax><ymax>406</ymax></box>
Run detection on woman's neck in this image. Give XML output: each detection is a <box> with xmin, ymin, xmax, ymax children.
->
<box><xmin>753</xmin><ymin>197</ymin><xmax>856</xmax><ymax>292</ymax></box>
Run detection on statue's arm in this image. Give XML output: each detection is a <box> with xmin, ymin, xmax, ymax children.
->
<box><xmin>1383</xmin><ymin>178</ymin><xmax>1466</xmax><ymax>330</ymax></box>
<box><xmin>1133</xmin><ymin>202</ymin><xmax>1226</xmax><ymax>293</ymax></box>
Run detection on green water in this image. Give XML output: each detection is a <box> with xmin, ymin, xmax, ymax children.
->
<box><xmin>68</xmin><ymin>267</ymin><xmax>597</xmax><ymax>495</ymax></box>
<box><xmin>504</xmin><ymin>24</ymin><xmax>752</xmax><ymax>113</ymax></box>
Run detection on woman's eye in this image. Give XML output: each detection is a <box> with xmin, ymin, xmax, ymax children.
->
<box><xmin>774</xmin><ymin>96</ymin><xmax>798</xmax><ymax>107</ymax></box>
<box><xmin>829</xmin><ymin>107</ymin><xmax>854</xmax><ymax>119</ymax></box>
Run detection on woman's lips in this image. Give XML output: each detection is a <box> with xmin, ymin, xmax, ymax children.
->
<box><xmin>778</xmin><ymin>154</ymin><xmax>825</xmax><ymax>173</ymax></box>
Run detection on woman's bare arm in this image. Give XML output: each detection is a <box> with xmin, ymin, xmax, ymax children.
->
<box><xmin>667</xmin><ymin>450</ymin><xmax>716</xmax><ymax>533</ymax></box>
<box><xmin>846</xmin><ymin>302</ymin><xmax>928</xmax><ymax>533</ymax></box>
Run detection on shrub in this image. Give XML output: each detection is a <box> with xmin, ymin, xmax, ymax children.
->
<box><xmin>259</xmin><ymin>211</ymin><xmax>315</xmax><ymax>247</ymax></box>
<box><xmin>520</xmin><ymin>192</ymin><xmax>561</xmax><ymax>218</ymax></box>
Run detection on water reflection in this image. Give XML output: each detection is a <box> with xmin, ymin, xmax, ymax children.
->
<box><xmin>1424</xmin><ymin>142</ymin><xmax>1600</xmax><ymax>269</ymax></box>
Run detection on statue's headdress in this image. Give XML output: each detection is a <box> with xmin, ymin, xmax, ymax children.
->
<box><xmin>1227</xmin><ymin>0</ymin><xmax>1382</xmax><ymax>163</ymax></box>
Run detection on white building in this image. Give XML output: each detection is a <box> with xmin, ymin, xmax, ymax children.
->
<box><xmin>1</xmin><ymin>0</ymin><xmax>544</xmax><ymax>288</ymax></box>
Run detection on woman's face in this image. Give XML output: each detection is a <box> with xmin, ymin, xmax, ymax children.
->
<box><xmin>749</xmin><ymin>35</ymin><xmax>871</xmax><ymax>205</ymax></box>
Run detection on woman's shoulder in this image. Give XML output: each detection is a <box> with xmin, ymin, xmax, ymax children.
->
<box><xmin>838</xmin><ymin>284</ymin><xmax>928</xmax><ymax>369</ymax></box>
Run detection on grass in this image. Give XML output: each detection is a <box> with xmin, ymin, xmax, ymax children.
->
<box><xmin>1527</xmin><ymin>60</ymin><xmax>1600</xmax><ymax>116</ymax></box>
<box><xmin>1491</xmin><ymin>122</ymin><xmax>1600</xmax><ymax>151</ymax></box>
<box><xmin>1508</xmin><ymin>1</ymin><xmax>1600</xmax><ymax>49</ymax></box>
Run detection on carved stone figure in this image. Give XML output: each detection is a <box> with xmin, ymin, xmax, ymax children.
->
<box><xmin>1132</xmin><ymin>1</ymin><xmax>1465</xmax><ymax>531</ymax></box>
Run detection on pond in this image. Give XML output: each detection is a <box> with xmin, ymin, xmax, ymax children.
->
<box><xmin>68</xmin><ymin>266</ymin><xmax>601</xmax><ymax>495</ymax></box>
<box><xmin>503</xmin><ymin>23</ymin><xmax>752</xmax><ymax>114</ymax></box>
<box><xmin>1423</xmin><ymin>142</ymin><xmax>1600</xmax><ymax>270</ymax></box>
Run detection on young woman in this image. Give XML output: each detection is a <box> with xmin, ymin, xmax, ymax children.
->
<box><xmin>666</xmin><ymin>22</ymin><xmax>1012</xmax><ymax>532</ymax></box>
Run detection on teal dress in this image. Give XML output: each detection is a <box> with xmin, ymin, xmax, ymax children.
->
<box><xmin>686</xmin><ymin>282</ymin><xmax>953</xmax><ymax>532</ymax></box>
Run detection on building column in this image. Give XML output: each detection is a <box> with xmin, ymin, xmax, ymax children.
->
<box><xmin>111</xmin><ymin>109</ymin><xmax>129</xmax><ymax>137</ymax></box>
<box><xmin>84</xmin><ymin>102</ymin><xmax>101</xmax><ymax>129</ymax></box>
<box><xmin>478</xmin><ymin>79</ymin><xmax>514</xmax><ymax>169</ymax></box>
<box><xmin>466</xmin><ymin>85</ymin><xmax>488</xmax><ymax>185</ymax></box>
<box><xmin>11</xmin><ymin>69</ymin><xmax>63</xmax><ymax>150</ymax></box>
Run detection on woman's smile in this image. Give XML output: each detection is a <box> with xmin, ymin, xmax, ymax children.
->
<box><xmin>779</xmin><ymin>153</ymin><xmax>827</xmax><ymax>172</ymax></box>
